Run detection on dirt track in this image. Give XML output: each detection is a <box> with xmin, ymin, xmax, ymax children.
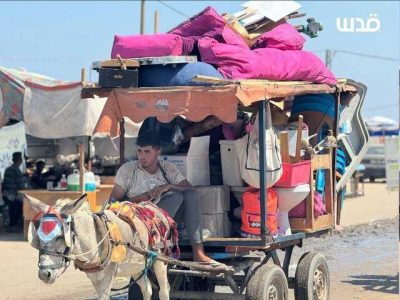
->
<box><xmin>0</xmin><ymin>183</ymin><xmax>398</xmax><ymax>299</ymax></box>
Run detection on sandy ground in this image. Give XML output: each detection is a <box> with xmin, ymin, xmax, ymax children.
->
<box><xmin>0</xmin><ymin>183</ymin><xmax>398</xmax><ymax>300</ymax></box>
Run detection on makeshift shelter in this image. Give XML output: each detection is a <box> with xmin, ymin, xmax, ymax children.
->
<box><xmin>0</xmin><ymin>67</ymin><xmax>107</xmax><ymax>138</ymax></box>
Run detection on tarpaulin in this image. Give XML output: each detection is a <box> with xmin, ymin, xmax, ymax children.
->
<box><xmin>0</xmin><ymin>121</ymin><xmax>26</xmax><ymax>178</ymax></box>
<box><xmin>0</xmin><ymin>67</ymin><xmax>65</xmax><ymax>121</ymax></box>
<box><xmin>23</xmin><ymin>82</ymin><xmax>107</xmax><ymax>138</ymax></box>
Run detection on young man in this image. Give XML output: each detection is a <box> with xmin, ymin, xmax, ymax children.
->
<box><xmin>110</xmin><ymin>133</ymin><xmax>213</xmax><ymax>263</ymax></box>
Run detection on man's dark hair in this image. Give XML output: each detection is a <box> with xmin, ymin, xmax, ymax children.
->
<box><xmin>12</xmin><ymin>152</ymin><xmax>23</xmax><ymax>163</ymax></box>
<box><xmin>136</xmin><ymin>132</ymin><xmax>161</xmax><ymax>148</ymax></box>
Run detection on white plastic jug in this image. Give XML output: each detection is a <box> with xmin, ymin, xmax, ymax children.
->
<box><xmin>67</xmin><ymin>170</ymin><xmax>80</xmax><ymax>191</ymax></box>
<box><xmin>84</xmin><ymin>171</ymin><xmax>96</xmax><ymax>192</ymax></box>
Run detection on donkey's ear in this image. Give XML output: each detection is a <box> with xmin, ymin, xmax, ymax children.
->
<box><xmin>24</xmin><ymin>194</ymin><xmax>49</xmax><ymax>213</ymax></box>
<box><xmin>60</xmin><ymin>194</ymin><xmax>88</xmax><ymax>215</ymax></box>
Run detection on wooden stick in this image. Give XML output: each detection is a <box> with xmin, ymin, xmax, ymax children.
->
<box><xmin>295</xmin><ymin>115</ymin><xmax>303</xmax><ymax>162</ymax></box>
<box><xmin>78</xmin><ymin>143</ymin><xmax>85</xmax><ymax>192</ymax></box>
<box><xmin>116</xmin><ymin>55</ymin><xmax>127</xmax><ymax>70</ymax></box>
<box><xmin>81</xmin><ymin>68</ymin><xmax>86</xmax><ymax>86</ymax></box>
<box><xmin>126</xmin><ymin>242</ymin><xmax>234</xmax><ymax>273</ymax></box>
<box><xmin>279</xmin><ymin>132</ymin><xmax>290</xmax><ymax>163</ymax></box>
<box><xmin>154</xmin><ymin>10</ymin><xmax>159</xmax><ymax>33</ymax></box>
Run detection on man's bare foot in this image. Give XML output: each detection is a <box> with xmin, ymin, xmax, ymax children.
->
<box><xmin>192</xmin><ymin>243</ymin><xmax>213</xmax><ymax>263</ymax></box>
<box><xmin>193</xmin><ymin>253</ymin><xmax>213</xmax><ymax>263</ymax></box>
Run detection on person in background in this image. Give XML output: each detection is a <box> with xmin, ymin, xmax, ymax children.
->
<box><xmin>110</xmin><ymin>132</ymin><xmax>219</xmax><ymax>265</ymax></box>
<box><xmin>2</xmin><ymin>152</ymin><xmax>27</xmax><ymax>231</ymax></box>
<box><xmin>30</xmin><ymin>160</ymin><xmax>47</xmax><ymax>189</ymax></box>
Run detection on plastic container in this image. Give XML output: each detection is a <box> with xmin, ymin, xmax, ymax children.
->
<box><xmin>84</xmin><ymin>171</ymin><xmax>96</xmax><ymax>192</ymax></box>
<box><xmin>274</xmin><ymin>160</ymin><xmax>311</xmax><ymax>188</ymax></box>
<box><xmin>60</xmin><ymin>174</ymin><xmax>67</xmax><ymax>189</ymax></box>
<box><xmin>219</xmin><ymin>140</ymin><xmax>244</xmax><ymax>186</ymax></box>
<box><xmin>67</xmin><ymin>170</ymin><xmax>80</xmax><ymax>191</ymax></box>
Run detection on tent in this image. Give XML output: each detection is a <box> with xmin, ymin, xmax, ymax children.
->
<box><xmin>366</xmin><ymin>116</ymin><xmax>399</xmax><ymax>136</ymax></box>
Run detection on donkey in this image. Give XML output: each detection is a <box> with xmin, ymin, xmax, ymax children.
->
<box><xmin>25</xmin><ymin>193</ymin><xmax>170</xmax><ymax>300</ymax></box>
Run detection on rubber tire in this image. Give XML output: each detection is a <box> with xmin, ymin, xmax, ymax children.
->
<box><xmin>369</xmin><ymin>176</ymin><xmax>375</xmax><ymax>183</ymax></box>
<box><xmin>294</xmin><ymin>252</ymin><xmax>330</xmax><ymax>300</ymax></box>
<box><xmin>245</xmin><ymin>264</ymin><xmax>289</xmax><ymax>300</ymax></box>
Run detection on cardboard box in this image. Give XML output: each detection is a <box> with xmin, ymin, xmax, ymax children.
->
<box><xmin>201</xmin><ymin>213</ymin><xmax>231</xmax><ymax>238</ymax></box>
<box><xmin>160</xmin><ymin>136</ymin><xmax>210</xmax><ymax>186</ymax></box>
<box><xmin>197</xmin><ymin>185</ymin><xmax>230</xmax><ymax>214</ymax></box>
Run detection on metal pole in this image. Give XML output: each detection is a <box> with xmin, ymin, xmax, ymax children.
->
<box><xmin>154</xmin><ymin>10</ymin><xmax>159</xmax><ymax>33</ymax></box>
<box><xmin>140</xmin><ymin>0</ymin><xmax>145</xmax><ymax>34</ymax></box>
<box><xmin>325</xmin><ymin>49</ymin><xmax>332</xmax><ymax>69</ymax></box>
<box><xmin>333</xmin><ymin>93</ymin><xmax>340</xmax><ymax>225</ymax></box>
<box><xmin>258</xmin><ymin>100</ymin><xmax>268</xmax><ymax>243</ymax></box>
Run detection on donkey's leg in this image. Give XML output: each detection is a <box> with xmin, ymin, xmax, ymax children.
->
<box><xmin>136</xmin><ymin>275</ymin><xmax>153</xmax><ymax>300</ymax></box>
<box><xmin>153</xmin><ymin>260</ymin><xmax>170</xmax><ymax>300</ymax></box>
<box><xmin>92</xmin><ymin>264</ymin><xmax>118</xmax><ymax>300</ymax></box>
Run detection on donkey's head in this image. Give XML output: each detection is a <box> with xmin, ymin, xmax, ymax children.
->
<box><xmin>25</xmin><ymin>193</ymin><xmax>87</xmax><ymax>284</ymax></box>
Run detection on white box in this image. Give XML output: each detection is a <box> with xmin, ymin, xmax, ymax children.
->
<box><xmin>160</xmin><ymin>136</ymin><xmax>210</xmax><ymax>186</ymax></box>
<box><xmin>219</xmin><ymin>140</ymin><xmax>245</xmax><ymax>187</ymax></box>
<box><xmin>197</xmin><ymin>185</ymin><xmax>230</xmax><ymax>214</ymax></box>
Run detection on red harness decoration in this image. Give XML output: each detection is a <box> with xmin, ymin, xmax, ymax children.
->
<box><xmin>111</xmin><ymin>202</ymin><xmax>180</xmax><ymax>258</ymax></box>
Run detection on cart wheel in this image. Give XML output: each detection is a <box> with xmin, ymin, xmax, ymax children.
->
<box><xmin>245</xmin><ymin>264</ymin><xmax>288</xmax><ymax>300</ymax></box>
<box><xmin>294</xmin><ymin>252</ymin><xmax>330</xmax><ymax>300</ymax></box>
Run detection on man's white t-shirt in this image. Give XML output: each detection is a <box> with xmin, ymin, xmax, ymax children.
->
<box><xmin>115</xmin><ymin>160</ymin><xmax>185</xmax><ymax>199</ymax></box>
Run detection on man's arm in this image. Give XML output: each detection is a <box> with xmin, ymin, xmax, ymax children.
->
<box><xmin>110</xmin><ymin>183</ymin><xmax>151</xmax><ymax>203</ymax></box>
<box><xmin>148</xmin><ymin>179</ymin><xmax>192</xmax><ymax>200</ymax></box>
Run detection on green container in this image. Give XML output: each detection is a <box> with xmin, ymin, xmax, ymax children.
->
<box><xmin>67</xmin><ymin>184</ymin><xmax>80</xmax><ymax>191</ymax></box>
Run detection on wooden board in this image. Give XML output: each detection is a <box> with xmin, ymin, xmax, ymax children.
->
<box><xmin>290</xmin><ymin>214</ymin><xmax>335</xmax><ymax>233</ymax></box>
<box><xmin>96</xmin><ymin>59</ymin><xmax>140</xmax><ymax>68</ymax></box>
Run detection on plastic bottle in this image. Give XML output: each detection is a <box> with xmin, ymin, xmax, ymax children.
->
<box><xmin>84</xmin><ymin>171</ymin><xmax>96</xmax><ymax>191</ymax></box>
<box><xmin>67</xmin><ymin>170</ymin><xmax>80</xmax><ymax>191</ymax></box>
<box><xmin>60</xmin><ymin>174</ymin><xmax>67</xmax><ymax>189</ymax></box>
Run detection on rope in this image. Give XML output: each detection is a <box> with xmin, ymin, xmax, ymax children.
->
<box><xmin>143</xmin><ymin>251</ymin><xmax>158</xmax><ymax>289</ymax></box>
<box><xmin>67</xmin><ymin>202</ymin><xmax>125</xmax><ymax>260</ymax></box>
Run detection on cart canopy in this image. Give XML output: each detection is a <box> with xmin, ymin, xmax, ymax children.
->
<box><xmin>91</xmin><ymin>77</ymin><xmax>355</xmax><ymax>137</ymax></box>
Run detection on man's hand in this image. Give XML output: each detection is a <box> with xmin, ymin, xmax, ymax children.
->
<box><xmin>149</xmin><ymin>184</ymin><xmax>172</xmax><ymax>200</ymax></box>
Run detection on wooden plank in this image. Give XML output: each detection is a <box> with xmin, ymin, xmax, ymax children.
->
<box><xmin>81</xmin><ymin>87</ymin><xmax>113</xmax><ymax>98</ymax></box>
<box><xmin>279</xmin><ymin>132</ymin><xmax>290</xmax><ymax>163</ymax></box>
<box><xmin>295</xmin><ymin>115</ymin><xmax>303</xmax><ymax>162</ymax></box>
<box><xmin>78</xmin><ymin>143</ymin><xmax>85</xmax><ymax>192</ymax></box>
<box><xmin>311</xmin><ymin>154</ymin><xmax>331</xmax><ymax>169</ymax></box>
<box><xmin>98</xmin><ymin>59</ymin><xmax>139</xmax><ymax>68</ymax></box>
<box><xmin>205</xmin><ymin>237</ymin><xmax>262</xmax><ymax>242</ymax></box>
<box><xmin>290</xmin><ymin>214</ymin><xmax>334</xmax><ymax>233</ymax></box>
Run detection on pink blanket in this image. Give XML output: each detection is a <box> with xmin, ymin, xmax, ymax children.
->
<box><xmin>111</xmin><ymin>34</ymin><xmax>193</xmax><ymax>58</ymax></box>
<box><xmin>198</xmin><ymin>37</ymin><xmax>337</xmax><ymax>85</ymax></box>
<box><xmin>168</xmin><ymin>6</ymin><xmax>248</xmax><ymax>49</ymax></box>
<box><xmin>252</xmin><ymin>23</ymin><xmax>305</xmax><ymax>50</ymax></box>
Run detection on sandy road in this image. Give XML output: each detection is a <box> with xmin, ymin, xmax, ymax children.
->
<box><xmin>0</xmin><ymin>183</ymin><xmax>398</xmax><ymax>300</ymax></box>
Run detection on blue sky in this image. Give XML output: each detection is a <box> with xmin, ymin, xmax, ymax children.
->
<box><xmin>0</xmin><ymin>1</ymin><xmax>399</xmax><ymax>120</ymax></box>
